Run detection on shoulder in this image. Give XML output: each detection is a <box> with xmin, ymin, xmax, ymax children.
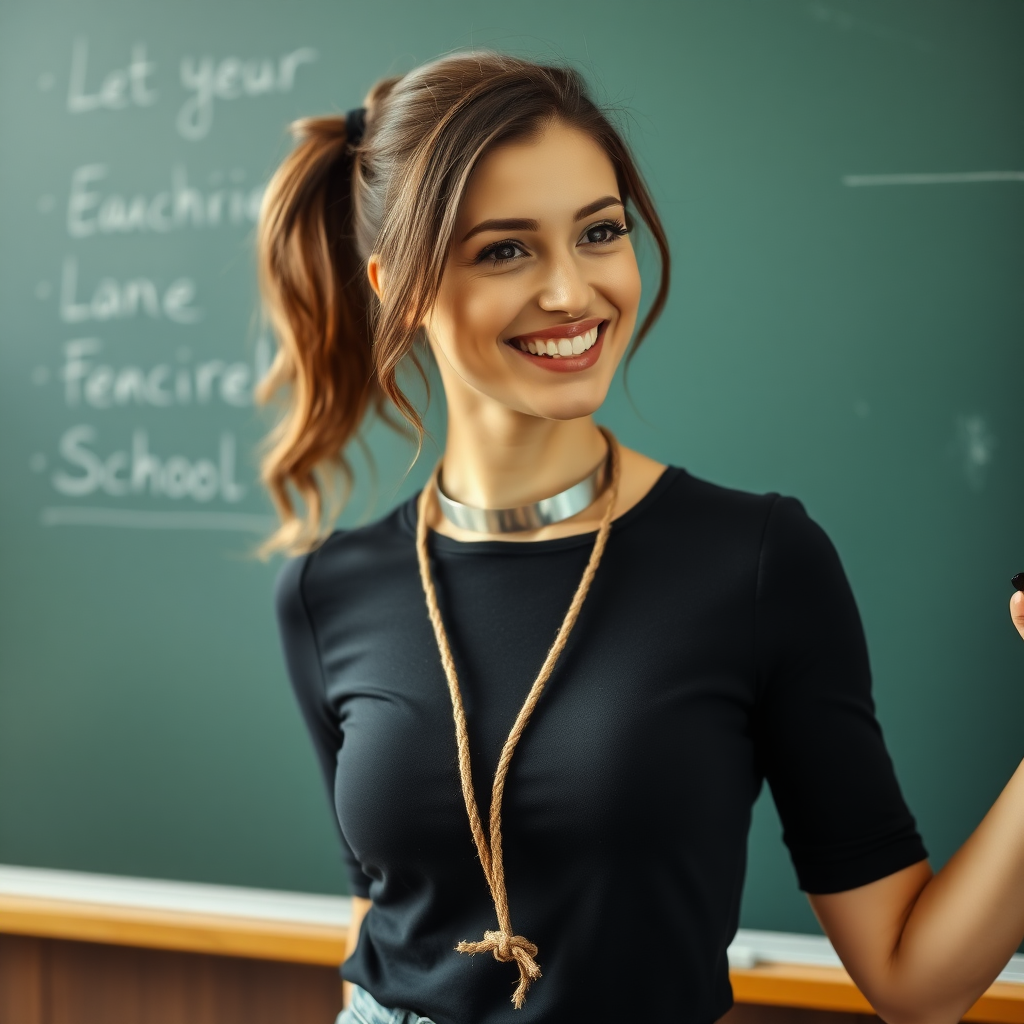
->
<box><xmin>274</xmin><ymin>551</ymin><xmax>312</xmax><ymax>626</ymax></box>
<box><xmin>751</xmin><ymin>493</ymin><xmax>861</xmax><ymax>633</ymax></box>
<box><xmin>642</xmin><ymin>469</ymin><xmax>846</xmax><ymax>598</ymax></box>
<box><xmin>659</xmin><ymin>468</ymin><xmax>830</xmax><ymax>543</ymax></box>
<box><xmin>757</xmin><ymin>492</ymin><xmax>845</xmax><ymax>578</ymax></box>
<box><xmin>274</xmin><ymin>497</ymin><xmax>417</xmax><ymax>625</ymax></box>
<box><xmin>649</xmin><ymin>465</ymin><xmax>783</xmax><ymax>536</ymax></box>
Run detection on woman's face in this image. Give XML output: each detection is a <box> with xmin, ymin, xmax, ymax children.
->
<box><xmin>423</xmin><ymin>119</ymin><xmax>643</xmax><ymax>423</ymax></box>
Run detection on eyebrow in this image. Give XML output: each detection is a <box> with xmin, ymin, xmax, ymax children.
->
<box><xmin>460</xmin><ymin>195</ymin><xmax>624</xmax><ymax>243</ymax></box>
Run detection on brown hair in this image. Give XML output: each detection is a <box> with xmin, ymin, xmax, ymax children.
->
<box><xmin>256</xmin><ymin>50</ymin><xmax>671</xmax><ymax>556</ymax></box>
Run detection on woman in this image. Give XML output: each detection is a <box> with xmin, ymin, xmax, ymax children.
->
<box><xmin>259</xmin><ymin>52</ymin><xmax>1024</xmax><ymax>1024</ymax></box>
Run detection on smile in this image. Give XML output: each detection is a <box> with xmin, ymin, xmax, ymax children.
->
<box><xmin>503</xmin><ymin>319</ymin><xmax>609</xmax><ymax>373</ymax></box>
<box><xmin>511</xmin><ymin>324</ymin><xmax>600</xmax><ymax>359</ymax></box>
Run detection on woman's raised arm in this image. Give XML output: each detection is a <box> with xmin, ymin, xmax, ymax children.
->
<box><xmin>809</xmin><ymin>590</ymin><xmax>1024</xmax><ymax>1024</ymax></box>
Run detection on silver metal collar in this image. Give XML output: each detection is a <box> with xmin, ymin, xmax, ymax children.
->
<box><xmin>435</xmin><ymin>456</ymin><xmax>607</xmax><ymax>534</ymax></box>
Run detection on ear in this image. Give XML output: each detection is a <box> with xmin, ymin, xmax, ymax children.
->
<box><xmin>368</xmin><ymin>254</ymin><xmax>434</xmax><ymax>340</ymax></box>
<box><xmin>366</xmin><ymin>254</ymin><xmax>384</xmax><ymax>301</ymax></box>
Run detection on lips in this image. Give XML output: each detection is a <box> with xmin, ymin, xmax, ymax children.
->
<box><xmin>505</xmin><ymin>320</ymin><xmax>608</xmax><ymax>373</ymax></box>
<box><xmin>505</xmin><ymin>318</ymin><xmax>607</xmax><ymax>361</ymax></box>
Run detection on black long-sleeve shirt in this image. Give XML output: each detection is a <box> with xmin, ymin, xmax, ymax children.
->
<box><xmin>275</xmin><ymin>467</ymin><xmax>926</xmax><ymax>1024</ymax></box>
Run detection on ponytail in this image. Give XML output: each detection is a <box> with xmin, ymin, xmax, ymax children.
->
<box><xmin>255</xmin><ymin>116</ymin><xmax>382</xmax><ymax>557</ymax></box>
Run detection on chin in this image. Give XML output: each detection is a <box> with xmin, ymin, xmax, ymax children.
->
<box><xmin>520</xmin><ymin>383</ymin><xmax>612</xmax><ymax>423</ymax></box>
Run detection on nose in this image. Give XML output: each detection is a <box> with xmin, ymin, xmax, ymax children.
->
<box><xmin>537</xmin><ymin>248</ymin><xmax>593</xmax><ymax>317</ymax></box>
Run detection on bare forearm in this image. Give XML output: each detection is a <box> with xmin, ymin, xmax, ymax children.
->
<box><xmin>888</xmin><ymin>756</ymin><xmax>1024</xmax><ymax>1021</ymax></box>
<box><xmin>816</xmin><ymin>761</ymin><xmax>1024</xmax><ymax>1024</ymax></box>
<box><xmin>814</xmin><ymin>600</ymin><xmax>1024</xmax><ymax>1024</ymax></box>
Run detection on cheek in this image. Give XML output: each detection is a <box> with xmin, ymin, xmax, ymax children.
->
<box><xmin>435</xmin><ymin>278</ymin><xmax>524</xmax><ymax>374</ymax></box>
<box><xmin>605</xmin><ymin>253</ymin><xmax>642</xmax><ymax>317</ymax></box>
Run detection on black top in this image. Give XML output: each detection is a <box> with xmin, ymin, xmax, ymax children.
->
<box><xmin>275</xmin><ymin>467</ymin><xmax>926</xmax><ymax>1024</ymax></box>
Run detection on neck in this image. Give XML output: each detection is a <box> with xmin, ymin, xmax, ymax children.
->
<box><xmin>440</xmin><ymin>411</ymin><xmax>607</xmax><ymax>510</ymax></box>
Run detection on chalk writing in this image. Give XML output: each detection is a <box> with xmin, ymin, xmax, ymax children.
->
<box><xmin>177</xmin><ymin>47</ymin><xmax>317</xmax><ymax>140</ymax></box>
<box><xmin>26</xmin><ymin>33</ymin><xmax>312</xmax><ymax>531</ymax></box>
<box><xmin>843</xmin><ymin>171</ymin><xmax>1024</xmax><ymax>187</ymax></box>
<box><xmin>60</xmin><ymin>257</ymin><xmax>201</xmax><ymax>324</ymax></box>
<box><xmin>67</xmin><ymin>164</ymin><xmax>263</xmax><ymax>237</ymax></box>
<box><xmin>39</xmin><ymin>507</ymin><xmax>274</xmax><ymax>532</ymax></box>
<box><xmin>52</xmin><ymin>426</ymin><xmax>245</xmax><ymax>503</ymax></box>
<box><xmin>67</xmin><ymin>38</ymin><xmax>158</xmax><ymax>112</ymax></box>
<box><xmin>63</xmin><ymin>37</ymin><xmax>317</xmax><ymax>144</ymax></box>
<box><xmin>60</xmin><ymin>338</ymin><xmax>269</xmax><ymax>408</ymax></box>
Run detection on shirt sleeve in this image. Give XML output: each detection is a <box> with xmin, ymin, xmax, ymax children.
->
<box><xmin>754</xmin><ymin>496</ymin><xmax>928</xmax><ymax>894</ymax></box>
<box><xmin>275</xmin><ymin>553</ymin><xmax>374</xmax><ymax>898</ymax></box>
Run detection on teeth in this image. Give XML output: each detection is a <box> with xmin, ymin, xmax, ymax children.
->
<box><xmin>514</xmin><ymin>324</ymin><xmax>602</xmax><ymax>357</ymax></box>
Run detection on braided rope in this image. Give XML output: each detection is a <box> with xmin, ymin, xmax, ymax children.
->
<box><xmin>414</xmin><ymin>427</ymin><xmax>621</xmax><ymax>1009</ymax></box>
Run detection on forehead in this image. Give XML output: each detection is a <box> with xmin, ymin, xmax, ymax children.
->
<box><xmin>456</xmin><ymin>121</ymin><xmax>619</xmax><ymax>227</ymax></box>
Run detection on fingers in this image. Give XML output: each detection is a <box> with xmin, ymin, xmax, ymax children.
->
<box><xmin>1011</xmin><ymin>591</ymin><xmax>1024</xmax><ymax>642</ymax></box>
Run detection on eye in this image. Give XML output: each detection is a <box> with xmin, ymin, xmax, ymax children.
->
<box><xmin>475</xmin><ymin>239</ymin><xmax>528</xmax><ymax>265</ymax></box>
<box><xmin>472</xmin><ymin>218</ymin><xmax>630</xmax><ymax>266</ymax></box>
<box><xmin>582</xmin><ymin>219</ymin><xmax>630</xmax><ymax>245</ymax></box>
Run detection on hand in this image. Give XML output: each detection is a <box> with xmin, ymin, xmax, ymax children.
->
<box><xmin>1011</xmin><ymin>591</ymin><xmax>1024</xmax><ymax>642</ymax></box>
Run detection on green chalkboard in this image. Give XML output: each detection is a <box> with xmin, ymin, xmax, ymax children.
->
<box><xmin>1</xmin><ymin>0</ymin><xmax>1022</xmax><ymax>941</ymax></box>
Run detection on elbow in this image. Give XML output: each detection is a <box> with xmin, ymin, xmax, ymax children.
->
<box><xmin>867</xmin><ymin>992</ymin><xmax>973</xmax><ymax>1024</ymax></box>
<box><xmin>879</xmin><ymin>1014</ymin><xmax>962</xmax><ymax>1024</ymax></box>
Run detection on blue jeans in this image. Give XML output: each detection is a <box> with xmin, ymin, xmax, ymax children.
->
<box><xmin>336</xmin><ymin>985</ymin><xmax>436</xmax><ymax>1024</ymax></box>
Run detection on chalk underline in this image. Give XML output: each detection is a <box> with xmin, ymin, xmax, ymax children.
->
<box><xmin>843</xmin><ymin>171</ymin><xmax>1024</xmax><ymax>187</ymax></box>
<box><xmin>40</xmin><ymin>506</ymin><xmax>275</xmax><ymax>533</ymax></box>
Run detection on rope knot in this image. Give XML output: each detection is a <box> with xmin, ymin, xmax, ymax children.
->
<box><xmin>456</xmin><ymin>931</ymin><xmax>542</xmax><ymax>1008</ymax></box>
<box><xmin>494</xmin><ymin>929</ymin><xmax>536</xmax><ymax>963</ymax></box>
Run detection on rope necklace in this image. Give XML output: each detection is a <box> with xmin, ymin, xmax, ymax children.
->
<box><xmin>414</xmin><ymin>426</ymin><xmax>621</xmax><ymax>1009</ymax></box>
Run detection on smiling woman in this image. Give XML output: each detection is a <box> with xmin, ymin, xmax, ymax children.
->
<box><xmin>255</xmin><ymin>49</ymin><xmax>1024</xmax><ymax>1024</ymax></box>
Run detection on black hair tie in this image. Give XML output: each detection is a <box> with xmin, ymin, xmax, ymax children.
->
<box><xmin>345</xmin><ymin>107</ymin><xmax>367</xmax><ymax>146</ymax></box>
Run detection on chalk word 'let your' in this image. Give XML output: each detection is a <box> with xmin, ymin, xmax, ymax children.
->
<box><xmin>66</xmin><ymin>37</ymin><xmax>317</xmax><ymax>140</ymax></box>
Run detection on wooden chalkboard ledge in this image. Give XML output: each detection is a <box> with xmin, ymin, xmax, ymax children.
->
<box><xmin>730</xmin><ymin>963</ymin><xmax>1024</xmax><ymax>1023</ymax></box>
<box><xmin>3</xmin><ymin>866</ymin><xmax>1024</xmax><ymax>1020</ymax></box>
<box><xmin>729</xmin><ymin>930</ymin><xmax>1024</xmax><ymax>1023</ymax></box>
<box><xmin>0</xmin><ymin>864</ymin><xmax>350</xmax><ymax>965</ymax></box>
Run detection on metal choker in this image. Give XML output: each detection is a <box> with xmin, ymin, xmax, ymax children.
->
<box><xmin>435</xmin><ymin>455</ymin><xmax>607</xmax><ymax>534</ymax></box>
